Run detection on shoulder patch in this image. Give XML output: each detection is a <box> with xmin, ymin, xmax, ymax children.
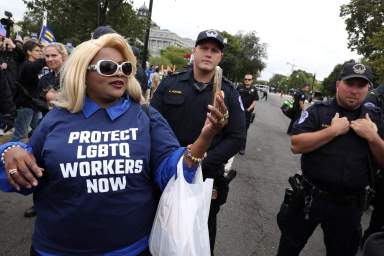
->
<box><xmin>298</xmin><ymin>110</ymin><xmax>309</xmax><ymax>124</ymax></box>
<box><xmin>364</xmin><ymin>102</ymin><xmax>377</xmax><ymax>108</ymax></box>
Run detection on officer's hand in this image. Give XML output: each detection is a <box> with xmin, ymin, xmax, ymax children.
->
<box><xmin>201</xmin><ymin>91</ymin><xmax>228</xmax><ymax>139</ymax></box>
<box><xmin>330</xmin><ymin>112</ymin><xmax>350</xmax><ymax>136</ymax></box>
<box><xmin>3</xmin><ymin>147</ymin><xmax>44</xmax><ymax>191</ymax></box>
<box><xmin>350</xmin><ymin>113</ymin><xmax>378</xmax><ymax>142</ymax></box>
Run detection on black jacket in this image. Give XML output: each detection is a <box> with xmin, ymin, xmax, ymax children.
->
<box><xmin>151</xmin><ymin>68</ymin><xmax>246</xmax><ymax>179</ymax></box>
<box><xmin>14</xmin><ymin>58</ymin><xmax>46</xmax><ymax>110</ymax></box>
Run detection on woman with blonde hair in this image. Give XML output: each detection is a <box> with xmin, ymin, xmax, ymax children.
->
<box><xmin>38</xmin><ymin>43</ymin><xmax>68</xmax><ymax>113</ymax></box>
<box><xmin>0</xmin><ymin>33</ymin><xmax>229</xmax><ymax>255</ymax></box>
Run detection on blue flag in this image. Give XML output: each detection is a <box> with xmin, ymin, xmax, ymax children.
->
<box><xmin>39</xmin><ymin>25</ymin><xmax>56</xmax><ymax>45</ymax></box>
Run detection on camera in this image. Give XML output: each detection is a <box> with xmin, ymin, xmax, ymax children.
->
<box><xmin>1</xmin><ymin>11</ymin><xmax>14</xmax><ymax>37</ymax></box>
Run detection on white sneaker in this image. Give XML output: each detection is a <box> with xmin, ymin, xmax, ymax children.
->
<box><xmin>0</xmin><ymin>129</ymin><xmax>4</xmax><ymax>136</ymax></box>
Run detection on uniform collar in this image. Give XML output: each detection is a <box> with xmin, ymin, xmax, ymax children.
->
<box><xmin>178</xmin><ymin>68</ymin><xmax>193</xmax><ymax>81</ymax></box>
<box><xmin>82</xmin><ymin>95</ymin><xmax>131</xmax><ymax>120</ymax></box>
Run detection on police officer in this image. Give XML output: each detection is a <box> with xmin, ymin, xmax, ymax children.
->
<box><xmin>286</xmin><ymin>84</ymin><xmax>309</xmax><ymax>135</ymax></box>
<box><xmin>276</xmin><ymin>62</ymin><xmax>384</xmax><ymax>256</ymax></box>
<box><xmin>237</xmin><ymin>73</ymin><xmax>258</xmax><ymax>154</ymax></box>
<box><xmin>362</xmin><ymin>84</ymin><xmax>384</xmax><ymax>244</ymax></box>
<box><xmin>151</xmin><ymin>29</ymin><xmax>245</xmax><ymax>255</ymax></box>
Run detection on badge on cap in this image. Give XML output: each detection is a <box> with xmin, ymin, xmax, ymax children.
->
<box><xmin>353</xmin><ymin>64</ymin><xmax>366</xmax><ymax>74</ymax></box>
<box><xmin>206</xmin><ymin>30</ymin><xmax>218</xmax><ymax>38</ymax></box>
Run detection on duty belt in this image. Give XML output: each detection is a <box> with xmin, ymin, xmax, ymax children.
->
<box><xmin>302</xmin><ymin>176</ymin><xmax>362</xmax><ymax>204</ymax></box>
<box><xmin>301</xmin><ymin>176</ymin><xmax>363</xmax><ymax>220</ymax></box>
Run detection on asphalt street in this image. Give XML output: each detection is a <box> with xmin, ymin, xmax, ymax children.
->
<box><xmin>0</xmin><ymin>93</ymin><xmax>371</xmax><ymax>256</ymax></box>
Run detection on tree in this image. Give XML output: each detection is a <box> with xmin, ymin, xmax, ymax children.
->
<box><xmin>20</xmin><ymin>0</ymin><xmax>146</xmax><ymax>45</ymax></box>
<box><xmin>322</xmin><ymin>64</ymin><xmax>342</xmax><ymax>96</ymax></box>
<box><xmin>160</xmin><ymin>46</ymin><xmax>191</xmax><ymax>70</ymax></box>
<box><xmin>149</xmin><ymin>56</ymin><xmax>171</xmax><ymax>68</ymax></box>
<box><xmin>220</xmin><ymin>31</ymin><xmax>267</xmax><ymax>82</ymax></box>
<box><xmin>287</xmin><ymin>69</ymin><xmax>315</xmax><ymax>90</ymax></box>
<box><xmin>268</xmin><ymin>74</ymin><xmax>288</xmax><ymax>92</ymax></box>
<box><xmin>340</xmin><ymin>0</ymin><xmax>384</xmax><ymax>84</ymax></box>
<box><xmin>340</xmin><ymin>0</ymin><xmax>384</xmax><ymax>58</ymax></box>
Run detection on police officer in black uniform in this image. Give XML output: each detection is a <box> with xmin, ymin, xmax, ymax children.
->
<box><xmin>362</xmin><ymin>84</ymin><xmax>384</xmax><ymax>244</ymax></box>
<box><xmin>237</xmin><ymin>73</ymin><xmax>258</xmax><ymax>154</ymax></box>
<box><xmin>276</xmin><ymin>62</ymin><xmax>384</xmax><ymax>256</ymax></box>
<box><xmin>151</xmin><ymin>29</ymin><xmax>245</xmax><ymax>255</ymax></box>
<box><xmin>287</xmin><ymin>84</ymin><xmax>308</xmax><ymax>135</ymax></box>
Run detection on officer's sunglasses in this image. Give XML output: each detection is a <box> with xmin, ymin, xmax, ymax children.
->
<box><xmin>87</xmin><ymin>60</ymin><xmax>132</xmax><ymax>77</ymax></box>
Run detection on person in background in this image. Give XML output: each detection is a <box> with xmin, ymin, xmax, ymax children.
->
<box><xmin>236</xmin><ymin>73</ymin><xmax>258</xmax><ymax>155</ymax></box>
<box><xmin>11</xmin><ymin>40</ymin><xmax>45</xmax><ymax>142</ymax></box>
<box><xmin>287</xmin><ymin>84</ymin><xmax>309</xmax><ymax>135</ymax></box>
<box><xmin>150</xmin><ymin>66</ymin><xmax>160</xmax><ymax>99</ymax></box>
<box><xmin>38</xmin><ymin>43</ymin><xmax>68</xmax><ymax>112</ymax></box>
<box><xmin>0</xmin><ymin>33</ymin><xmax>23</xmax><ymax>134</ymax></box>
<box><xmin>0</xmin><ymin>33</ymin><xmax>228</xmax><ymax>256</ymax></box>
<box><xmin>362</xmin><ymin>84</ymin><xmax>384</xmax><ymax>245</ymax></box>
<box><xmin>131</xmin><ymin>46</ymin><xmax>148</xmax><ymax>100</ymax></box>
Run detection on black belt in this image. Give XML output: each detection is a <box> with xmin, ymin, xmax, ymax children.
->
<box><xmin>302</xmin><ymin>176</ymin><xmax>362</xmax><ymax>204</ymax></box>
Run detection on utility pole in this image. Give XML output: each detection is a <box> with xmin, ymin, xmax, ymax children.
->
<box><xmin>142</xmin><ymin>0</ymin><xmax>153</xmax><ymax>69</ymax></box>
<box><xmin>286</xmin><ymin>61</ymin><xmax>296</xmax><ymax>75</ymax></box>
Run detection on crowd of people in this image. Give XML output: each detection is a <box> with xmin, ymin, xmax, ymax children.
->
<box><xmin>0</xmin><ymin>23</ymin><xmax>384</xmax><ymax>256</ymax></box>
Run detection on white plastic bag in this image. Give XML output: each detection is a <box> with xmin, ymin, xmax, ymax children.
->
<box><xmin>149</xmin><ymin>156</ymin><xmax>213</xmax><ymax>256</ymax></box>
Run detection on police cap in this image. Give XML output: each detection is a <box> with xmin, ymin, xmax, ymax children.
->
<box><xmin>338</xmin><ymin>62</ymin><xmax>373</xmax><ymax>86</ymax></box>
<box><xmin>195</xmin><ymin>29</ymin><xmax>225</xmax><ymax>50</ymax></box>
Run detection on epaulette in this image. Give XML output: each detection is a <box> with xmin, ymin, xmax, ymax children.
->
<box><xmin>222</xmin><ymin>76</ymin><xmax>235</xmax><ymax>88</ymax></box>
<box><xmin>313</xmin><ymin>98</ymin><xmax>333</xmax><ymax>107</ymax></box>
<box><xmin>168</xmin><ymin>69</ymin><xmax>187</xmax><ymax>77</ymax></box>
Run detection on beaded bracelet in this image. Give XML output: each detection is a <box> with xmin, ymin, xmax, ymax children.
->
<box><xmin>184</xmin><ymin>144</ymin><xmax>207</xmax><ymax>164</ymax></box>
<box><xmin>1</xmin><ymin>145</ymin><xmax>21</xmax><ymax>165</ymax></box>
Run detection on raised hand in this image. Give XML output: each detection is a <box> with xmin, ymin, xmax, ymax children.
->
<box><xmin>201</xmin><ymin>91</ymin><xmax>228</xmax><ymax>140</ymax></box>
<box><xmin>350</xmin><ymin>113</ymin><xmax>378</xmax><ymax>142</ymax></box>
<box><xmin>330</xmin><ymin>112</ymin><xmax>350</xmax><ymax>136</ymax></box>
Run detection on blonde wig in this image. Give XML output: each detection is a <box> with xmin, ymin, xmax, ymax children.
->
<box><xmin>55</xmin><ymin>33</ymin><xmax>142</xmax><ymax>113</ymax></box>
<box><xmin>43</xmin><ymin>43</ymin><xmax>68</xmax><ymax>62</ymax></box>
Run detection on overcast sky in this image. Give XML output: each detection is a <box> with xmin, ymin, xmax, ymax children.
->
<box><xmin>1</xmin><ymin>0</ymin><xmax>360</xmax><ymax>81</ymax></box>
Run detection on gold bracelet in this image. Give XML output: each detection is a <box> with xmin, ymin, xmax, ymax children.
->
<box><xmin>184</xmin><ymin>144</ymin><xmax>207</xmax><ymax>164</ymax></box>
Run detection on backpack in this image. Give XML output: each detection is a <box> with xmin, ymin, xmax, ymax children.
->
<box><xmin>281</xmin><ymin>99</ymin><xmax>295</xmax><ymax>119</ymax></box>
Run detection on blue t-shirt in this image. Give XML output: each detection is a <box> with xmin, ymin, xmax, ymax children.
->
<box><xmin>0</xmin><ymin>96</ymin><xmax>196</xmax><ymax>255</ymax></box>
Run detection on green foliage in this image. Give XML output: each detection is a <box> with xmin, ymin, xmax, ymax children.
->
<box><xmin>160</xmin><ymin>46</ymin><xmax>191</xmax><ymax>70</ymax></box>
<box><xmin>149</xmin><ymin>56</ymin><xmax>171</xmax><ymax>68</ymax></box>
<box><xmin>20</xmin><ymin>0</ymin><xmax>146</xmax><ymax>45</ymax></box>
<box><xmin>268</xmin><ymin>74</ymin><xmax>288</xmax><ymax>92</ymax></box>
<box><xmin>220</xmin><ymin>31</ymin><xmax>267</xmax><ymax>82</ymax></box>
<box><xmin>287</xmin><ymin>69</ymin><xmax>315</xmax><ymax>90</ymax></box>
<box><xmin>322</xmin><ymin>64</ymin><xmax>342</xmax><ymax>96</ymax></box>
<box><xmin>340</xmin><ymin>0</ymin><xmax>384</xmax><ymax>84</ymax></box>
<box><xmin>340</xmin><ymin>0</ymin><xmax>384</xmax><ymax>58</ymax></box>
